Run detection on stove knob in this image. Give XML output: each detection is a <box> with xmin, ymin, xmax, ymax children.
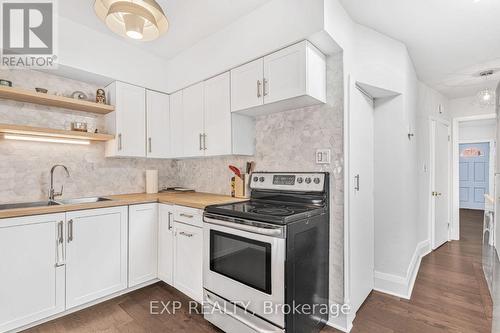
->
<box><xmin>259</xmin><ymin>177</ymin><xmax>265</xmax><ymax>182</ymax></box>
<box><xmin>314</xmin><ymin>177</ymin><xmax>320</xmax><ymax>184</ymax></box>
<box><xmin>253</xmin><ymin>176</ymin><xmax>259</xmax><ymax>182</ymax></box>
<box><xmin>297</xmin><ymin>177</ymin><xmax>303</xmax><ymax>184</ymax></box>
<box><xmin>305</xmin><ymin>177</ymin><xmax>312</xmax><ymax>184</ymax></box>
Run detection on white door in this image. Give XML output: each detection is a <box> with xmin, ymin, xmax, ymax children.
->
<box><xmin>263</xmin><ymin>41</ymin><xmax>306</xmax><ymax>104</ymax></box>
<box><xmin>348</xmin><ymin>81</ymin><xmax>375</xmax><ymax>313</ymax></box>
<box><xmin>66</xmin><ymin>206</ymin><xmax>128</xmax><ymax>308</ymax></box>
<box><xmin>230</xmin><ymin>58</ymin><xmax>264</xmax><ymax>112</ymax></box>
<box><xmin>110</xmin><ymin>82</ymin><xmax>146</xmax><ymax>157</ymax></box>
<box><xmin>158</xmin><ymin>204</ymin><xmax>174</xmax><ymax>285</ymax></box>
<box><xmin>432</xmin><ymin>120</ymin><xmax>450</xmax><ymax>249</ymax></box>
<box><xmin>204</xmin><ymin>72</ymin><xmax>232</xmax><ymax>156</ymax></box>
<box><xmin>182</xmin><ymin>82</ymin><xmax>205</xmax><ymax>157</ymax></box>
<box><xmin>146</xmin><ymin>90</ymin><xmax>170</xmax><ymax>158</ymax></box>
<box><xmin>0</xmin><ymin>214</ymin><xmax>65</xmax><ymax>332</ymax></box>
<box><xmin>129</xmin><ymin>203</ymin><xmax>158</xmax><ymax>287</ymax></box>
<box><xmin>170</xmin><ymin>90</ymin><xmax>184</xmax><ymax>158</ymax></box>
<box><xmin>174</xmin><ymin>222</ymin><xmax>203</xmax><ymax>302</ymax></box>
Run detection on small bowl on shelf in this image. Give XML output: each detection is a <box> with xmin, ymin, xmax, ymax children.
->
<box><xmin>71</xmin><ymin>122</ymin><xmax>88</xmax><ymax>132</ymax></box>
<box><xmin>35</xmin><ymin>88</ymin><xmax>48</xmax><ymax>94</ymax></box>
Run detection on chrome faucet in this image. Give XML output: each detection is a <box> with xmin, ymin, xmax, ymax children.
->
<box><xmin>49</xmin><ymin>165</ymin><xmax>70</xmax><ymax>201</ymax></box>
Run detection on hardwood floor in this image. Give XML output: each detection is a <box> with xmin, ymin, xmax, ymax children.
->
<box><xmin>349</xmin><ymin>209</ymin><xmax>493</xmax><ymax>333</ymax></box>
<box><xmin>25</xmin><ymin>209</ymin><xmax>492</xmax><ymax>333</ymax></box>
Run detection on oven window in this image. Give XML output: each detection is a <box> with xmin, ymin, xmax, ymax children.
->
<box><xmin>210</xmin><ymin>230</ymin><xmax>272</xmax><ymax>294</ymax></box>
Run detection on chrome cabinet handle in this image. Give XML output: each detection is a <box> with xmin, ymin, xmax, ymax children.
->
<box><xmin>118</xmin><ymin>133</ymin><xmax>122</xmax><ymax>151</ymax></box>
<box><xmin>199</xmin><ymin>133</ymin><xmax>203</xmax><ymax>150</ymax></box>
<box><xmin>56</xmin><ymin>221</ymin><xmax>65</xmax><ymax>267</ymax></box>
<box><xmin>263</xmin><ymin>78</ymin><xmax>268</xmax><ymax>96</ymax></box>
<box><xmin>257</xmin><ymin>80</ymin><xmax>262</xmax><ymax>98</ymax></box>
<box><xmin>168</xmin><ymin>212</ymin><xmax>173</xmax><ymax>230</ymax></box>
<box><xmin>354</xmin><ymin>174</ymin><xmax>360</xmax><ymax>191</ymax></box>
<box><xmin>148</xmin><ymin>137</ymin><xmax>152</xmax><ymax>153</ymax></box>
<box><xmin>179</xmin><ymin>231</ymin><xmax>193</xmax><ymax>237</ymax></box>
<box><xmin>203</xmin><ymin>134</ymin><xmax>207</xmax><ymax>150</ymax></box>
<box><xmin>68</xmin><ymin>219</ymin><xmax>73</xmax><ymax>243</ymax></box>
<box><xmin>180</xmin><ymin>213</ymin><xmax>194</xmax><ymax>219</ymax></box>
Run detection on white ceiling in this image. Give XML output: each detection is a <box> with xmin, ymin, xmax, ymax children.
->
<box><xmin>59</xmin><ymin>0</ymin><xmax>272</xmax><ymax>60</ymax></box>
<box><xmin>339</xmin><ymin>0</ymin><xmax>500</xmax><ymax>99</ymax></box>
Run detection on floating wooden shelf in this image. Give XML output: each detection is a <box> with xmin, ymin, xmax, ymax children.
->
<box><xmin>0</xmin><ymin>123</ymin><xmax>114</xmax><ymax>141</ymax></box>
<box><xmin>0</xmin><ymin>86</ymin><xmax>115</xmax><ymax>114</ymax></box>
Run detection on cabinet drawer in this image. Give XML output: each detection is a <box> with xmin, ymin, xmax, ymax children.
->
<box><xmin>174</xmin><ymin>206</ymin><xmax>203</xmax><ymax>227</ymax></box>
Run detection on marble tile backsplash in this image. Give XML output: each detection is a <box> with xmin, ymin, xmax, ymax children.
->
<box><xmin>174</xmin><ymin>53</ymin><xmax>345</xmax><ymax>303</ymax></box>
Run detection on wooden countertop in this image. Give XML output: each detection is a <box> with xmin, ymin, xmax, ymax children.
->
<box><xmin>0</xmin><ymin>192</ymin><xmax>247</xmax><ymax>219</ymax></box>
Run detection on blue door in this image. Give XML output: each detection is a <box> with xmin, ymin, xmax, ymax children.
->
<box><xmin>459</xmin><ymin>142</ymin><xmax>490</xmax><ymax>210</ymax></box>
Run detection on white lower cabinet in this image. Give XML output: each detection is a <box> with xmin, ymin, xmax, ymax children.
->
<box><xmin>173</xmin><ymin>221</ymin><xmax>203</xmax><ymax>303</ymax></box>
<box><xmin>129</xmin><ymin>203</ymin><xmax>159</xmax><ymax>287</ymax></box>
<box><xmin>0</xmin><ymin>213</ymin><xmax>65</xmax><ymax>333</ymax></box>
<box><xmin>158</xmin><ymin>204</ymin><xmax>174</xmax><ymax>285</ymax></box>
<box><xmin>66</xmin><ymin>206</ymin><xmax>128</xmax><ymax>309</ymax></box>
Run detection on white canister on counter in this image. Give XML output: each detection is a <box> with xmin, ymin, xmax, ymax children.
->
<box><xmin>146</xmin><ymin>170</ymin><xmax>159</xmax><ymax>194</ymax></box>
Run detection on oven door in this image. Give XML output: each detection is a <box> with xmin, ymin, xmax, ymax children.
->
<box><xmin>203</xmin><ymin>216</ymin><xmax>286</xmax><ymax>328</ymax></box>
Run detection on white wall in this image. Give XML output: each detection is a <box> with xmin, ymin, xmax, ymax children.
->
<box><xmin>459</xmin><ymin>119</ymin><xmax>496</xmax><ymax>141</ymax></box>
<box><xmin>56</xmin><ymin>17</ymin><xmax>169</xmax><ymax>91</ymax></box>
<box><xmin>449</xmin><ymin>95</ymin><xmax>495</xmax><ymax>118</ymax></box>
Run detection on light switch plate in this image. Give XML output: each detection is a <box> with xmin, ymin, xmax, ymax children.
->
<box><xmin>316</xmin><ymin>149</ymin><xmax>331</xmax><ymax>164</ymax></box>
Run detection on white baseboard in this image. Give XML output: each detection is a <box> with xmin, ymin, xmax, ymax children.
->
<box><xmin>373</xmin><ymin>240</ymin><xmax>431</xmax><ymax>299</ymax></box>
<box><xmin>327</xmin><ymin>312</ymin><xmax>354</xmax><ymax>332</ymax></box>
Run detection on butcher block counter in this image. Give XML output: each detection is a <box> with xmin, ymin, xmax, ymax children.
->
<box><xmin>0</xmin><ymin>192</ymin><xmax>246</xmax><ymax>219</ymax></box>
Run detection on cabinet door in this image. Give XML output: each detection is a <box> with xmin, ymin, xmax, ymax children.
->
<box><xmin>182</xmin><ymin>82</ymin><xmax>205</xmax><ymax>157</ymax></box>
<box><xmin>230</xmin><ymin>58</ymin><xmax>264</xmax><ymax>112</ymax></box>
<box><xmin>204</xmin><ymin>72</ymin><xmax>232</xmax><ymax>156</ymax></box>
<box><xmin>158</xmin><ymin>204</ymin><xmax>174</xmax><ymax>285</ymax></box>
<box><xmin>66</xmin><ymin>206</ymin><xmax>128</xmax><ymax>309</ymax></box>
<box><xmin>263</xmin><ymin>41</ymin><xmax>306</xmax><ymax>104</ymax></box>
<box><xmin>174</xmin><ymin>222</ymin><xmax>203</xmax><ymax>303</ymax></box>
<box><xmin>170</xmin><ymin>90</ymin><xmax>184</xmax><ymax>158</ymax></box>
<box><xmin>129</xmin><ymin>203</ymin><xmax>158</xmax><ymax>287</ymax></box>
<box><xmin>106</xmin><ymin>82</ymin><xmax>146</xmax><ymax>157</ymax></box>
<box><xmin>0</xmin><ymin>214</ymin><xmax>65</xmax><ymax>332</ymax></box>
<box><xmin>146</xmin><ymin>90</ymin><xmax>170</xmax><ymax>158</ymax></box>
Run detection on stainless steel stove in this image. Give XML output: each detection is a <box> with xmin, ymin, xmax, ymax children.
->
<box><xmin>203</xmin><ymin>172</ymin><xmax>329</xmax><ymax>333</ymax></box>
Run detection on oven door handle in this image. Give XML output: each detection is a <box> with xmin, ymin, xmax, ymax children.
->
<box><xmin>205</xmin><ymin>294</ymin><xmax>284</xmax><ymax>333</ymax></box>
<box><xmin>204</xmin><ymin>216</ymin><xmax>283</xmax><ymax>237</ymax></box>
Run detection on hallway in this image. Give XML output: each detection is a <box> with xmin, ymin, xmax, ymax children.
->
<box><xmin>350</xmin><ymin>209</ymin><xmax>493</xmax><ymax>332</ymax></box>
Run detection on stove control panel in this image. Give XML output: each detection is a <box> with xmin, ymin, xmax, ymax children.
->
<box><xmin>250</xmin><ymin>172</ymin><xmax>326</xmax><ymax>192</ymax></box>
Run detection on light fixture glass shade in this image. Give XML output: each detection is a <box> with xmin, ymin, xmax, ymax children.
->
<box><xmin>477</xmin><ymin>88</ymin><xmax>495</xmax><ymax>106</ymax></box>
<box><xmin>94</xmin><ymin>0</ymin><xmax>169</xmax><ymax>41</ymax></box>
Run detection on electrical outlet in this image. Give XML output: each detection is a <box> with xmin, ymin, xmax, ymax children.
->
<box><xmin>316</xmin><ymin>149</ymin><xmax>331</xmax><ymax>164</ymax></box>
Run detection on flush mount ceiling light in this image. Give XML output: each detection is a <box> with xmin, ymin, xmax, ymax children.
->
<box><xmin>476</xmin><ymin>70</ymin><xmax>496</xmax><ymax>107</ymax></box>
<box><xmin>94</xmin><ymin>0</ymin><xmax>169</xmax><ymax>41</ymax></box>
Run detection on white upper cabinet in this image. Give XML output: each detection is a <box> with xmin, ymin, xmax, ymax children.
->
<box><xmin>230</xmin><ymin>58</ymin><xmax>264</xmax><ymax>112</ymax></box>
<box><xmin>170</xmin><ymin>90</ymin><xmax>184</xmax><ymax>158</ymax></box>
<box><xmin>0</xmin><ymin>214</ymin><xmax>65</xmax><ymax>333</ymax></box>
<box><xmin>182</xmin><ymin>82</ymin><xmax>205</xmax><ymax>158</ymax></box>
<box><xmin>105</xmin><ymin>81</ymin><xmax>146</xmax><ymax>157</ymax></box>
<box><xmin>146</xmin><ymin>90</ymin><xmax>170</xmax><ymax>159</ymax></box>
<box><xmin>231</xmin><ymin>40</ymin><xmax>326</xmax><ymax>116</ymax></box>
<box><xmin>204</xmin><ymin>72</ymin><xmax>232</xmax><ymax>156</ymax></box>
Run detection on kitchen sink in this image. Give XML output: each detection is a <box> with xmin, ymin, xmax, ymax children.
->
<box><xmin>57</xmin><ymin>197</ymin><xmax>112</xmax><ymax>205</ymax></box>
<box><xmin>0</xmin><ymin>200</ymin><xmax>61</xmax><ymax>210</ymax></box>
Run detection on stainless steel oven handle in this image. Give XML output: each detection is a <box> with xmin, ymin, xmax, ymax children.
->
<box><xmin>205</xmin><ymin>294</ymin><xmax>284</xmax><ymax>333</ymax></box>
<box><xmin>204</xmin><ymin>216</ymin><xmax>283</xmax><ymax>237</ymax></box>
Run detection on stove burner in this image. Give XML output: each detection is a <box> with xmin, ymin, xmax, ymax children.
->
<box><xmin>251</xmin><ymin>207</ymin><xmax>295</xmax><ymax>216</ymax></box>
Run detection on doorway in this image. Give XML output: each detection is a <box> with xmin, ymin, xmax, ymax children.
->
<box><xmin>459</xmin><ymin>142</ymin><xmax>491</xmax><ymax>210</ymax></box>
